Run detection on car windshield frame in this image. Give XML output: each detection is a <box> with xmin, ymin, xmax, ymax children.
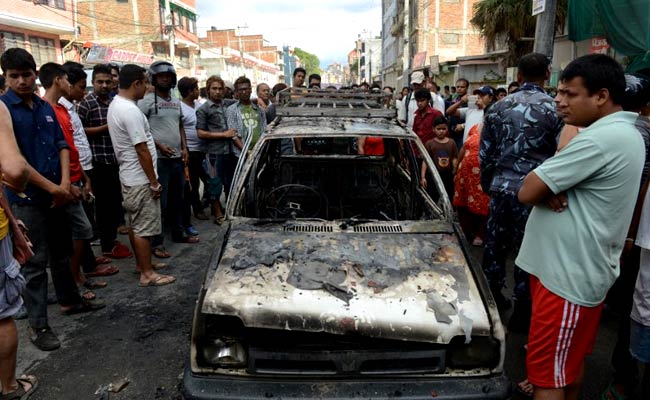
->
<box><xmin>226</xmin><ymin>131</ymin><xmax>454</xmax><ymax>222</ymax></box>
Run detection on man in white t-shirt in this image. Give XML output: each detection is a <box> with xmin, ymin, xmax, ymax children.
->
<box><xmin>107</xmin><ymin>64</ymin><xmax>175</xmax><ymax>288</ymax></box>
<box><xmin>446</xmin><ymin>86</ymin><xmax>496</xmax><ymax>143</ymax></box>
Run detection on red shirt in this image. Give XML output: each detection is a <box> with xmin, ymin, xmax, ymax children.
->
<box><xmin>364</xmin><ymin>136</ymin><xmax>385</xmax><ymax>155</ymax></box>
<box><xmin>49</xmin><ymin>100</ymin><xmax>83</xmax><ymax>183</ymax></box>
<box><xmin>412</xmin><ymin>105</ymin><xmax>442</xmax><ymax>157</ymax></box>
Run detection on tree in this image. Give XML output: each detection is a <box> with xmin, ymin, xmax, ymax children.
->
<box><xmin>294</xmin><ymin>48</ymin><xmax>322</xmax><ymax>76</ymax></box>
<box><xmin>470</xmin><ymin>0</ymin><xmax>568</xmax><ymax>66</ymax></box>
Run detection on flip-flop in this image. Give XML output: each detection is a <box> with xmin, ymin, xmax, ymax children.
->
<box><xmin>61</xmin><ymin>299</ymin><xmax>106</xmax><ymax>315</ymax></box>
<box><xmin>139</xmin><ymin>275</ymin><xmax>176</xmax><ymax>287</ymax></box>
<box><xmin>516</xmin><ymin>379</ymin><xmax>534</xmax><ymax>399</ymax></box>
<box><xmin>133</xmin><ymin>263</ymin><xmax>168</xmax><ymax>274</ymax></box>
<box><xmin>153</xmin><ymin>247</ymin><xmax>171</xmax><ymax>259</ymax></box>
<box><xmin>84</xmin><ymin>265</ymin><xmax>119</xmax><ymax>278</ymax></box>
<box><xmin>0</xmin><ymin>374</ymin><xmax>38</xmax><ymax>400</ymax></box>
<box><xmin>173</xmin><ymin>236</ymin><xmax>200</xmax><ymax>244</ymax></box>
<box><xmin>95</xmin><ymin>256</ymin><xmax>111</xmax><ymax>265</ymax></box>
<box><xmin>83</xmin><ymin>278</ymin><xmax>107</xmax><ymax>289</ymax></box>
<box><xmin>81</xmin><ymin>290</ymin><xmax>96</xmax><ymax>301</ymax></box>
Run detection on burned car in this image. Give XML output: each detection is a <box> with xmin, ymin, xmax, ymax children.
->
<box><xmin>183</xmin><ymin>91</ymin><xmax>510</xmax><ymax>399</ymax></box>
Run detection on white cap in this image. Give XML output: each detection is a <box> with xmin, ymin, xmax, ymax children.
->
<box><xmin>411</xmin><ymin>71</ymin><xmax>425</xmax><ymax>84</ymax></box>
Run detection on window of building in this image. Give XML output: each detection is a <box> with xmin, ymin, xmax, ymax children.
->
<box><xmin>177</xmin><ymin>13</ymin><xmax>184</xmax><ymax>29</ymax></box>
<box><xmin>441</xmin><ymin>33</ymin><xmax>459</xmax><ymax>45</ymax></box>
<box><xmin>188</xmin><ymin>17</ymin><xmax>196</xmax><ymax>34</ymax></box>
<box><xmin>153</xmin><ymin>44</ymin><xmax>167</xmax><ymax>57</ymax></box>
<box><xmin>1</xmin><ymin>32</ymin><xmax>26</xmax><ymax>50</ymax></box>
<box><xmin>116</xmin><ymin>0</ymin><xmax>128</xmax><ymax>3</ymax></box>
<box><xmin>32</xmin><ymin>0</ymin><xmax>66</xmax><ymax>9</ymax></box>
<box><xmin>29</xmin><ymin>36</ymin><xmax>57</xmax><ymax>66</ymax></box>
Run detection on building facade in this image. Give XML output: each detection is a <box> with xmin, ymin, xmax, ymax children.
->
<box><xmin>71</xmin><ymin>0</ymin><xmax>199</xmax><ymax>74</ymax></box>
<box><xmin>198</xmin><ymin>28</ymin><xmax>282</xmax><ymax>87</ymax></box>
<box><xmin>360</xmin><ymin>37</ymin><xmax>382</xmax><ymax>84</ymax></box>
<box><xmin>0</xmin><ymin>0</ymin><xmax>75</xmax><ymax>67</ymax></box>
<box><xmin>381</xmin><ymin>0</ymin><xmax>485</xmax><ymax>88</ymax></box>
<box><xmin>408</xmin><ymin>0</ymin><xmax>484</xmax><ymax>65</ymax></box>
<box><xmin>381</xmin><ymin>0</ymin><xmax>407</xmax><ymax>90</ymax></box>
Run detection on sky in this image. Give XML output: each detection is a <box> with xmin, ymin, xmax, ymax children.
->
<box><xmin>195</xmin><ymin>0</ymin><xmax>382</xmax><ymax>68</ymax></box>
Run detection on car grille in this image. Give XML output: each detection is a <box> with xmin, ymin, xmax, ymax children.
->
<box><xmin>283</xmin><ymin>225</ymin><xmax>334</xmax><ymax>232</ymax></box>
<box><xmin>248</xmin><ymin>347</ymin><xmax>446</xmax><ymax>376</ymax></box>
<box><xmin>353</xmin><ymin>224</ymin><xmax>403</xmax><ymax>233</ymax></box>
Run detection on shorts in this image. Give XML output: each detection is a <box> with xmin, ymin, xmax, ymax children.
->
<box><xmin>630</xmin><ymin>319</ymin><xmax>650</xmax><ymax>363</ymax></box>
<box><xmin>121</xmin><ymin>184</ymin><xmax>161</xmax><ymax>238</ymax></box>
<box><xmin>0</xmin><ymin>235</ymin><xmax>26</xmax><ymax>320</ymax></box>
<box><xmin>526</xmin><ymin>275</ymin><xmax>603</xmax><ymax>388</ymax></box>
<box><xmin>64</xmin><ymin>199</ymin><xmax>93</xmax><ymax>240</ymax></box>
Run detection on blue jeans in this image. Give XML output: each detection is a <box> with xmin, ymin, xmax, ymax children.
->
<box><xmin>11</xmin><ymin>204</ymin><xmax>81</xmax><ymax>329</ymax></box>
<box><xmin>153</xmin><ymin>158</ymin><xmax>186</xmax><ymax>245</ymax></box>
<box><xmin>216</xmin><ymin>154</ymin><xmax>238</xmax><ymax>200</ymax></box>
<box><xmin>482</xmin><ymin>192</ymin><xmax>531</xmax><ymax>301</ymax></box>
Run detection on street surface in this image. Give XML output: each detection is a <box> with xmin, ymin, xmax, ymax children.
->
<box><xmin>14</xmin><ymin>218</ymin><xmax>620</xmax><ymax>399</ymax></box>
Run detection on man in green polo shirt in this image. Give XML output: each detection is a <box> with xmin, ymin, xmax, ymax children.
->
<box><xmin>516</xmin><ymin>54</ymin><xmax>645</xmax><ymax>400</ymax></box>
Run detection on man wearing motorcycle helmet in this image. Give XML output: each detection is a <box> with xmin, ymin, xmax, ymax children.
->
<box><xmin>138</xmin><ymin>61</ymin><xmax>198</xmax><ymax>256</ymax></box>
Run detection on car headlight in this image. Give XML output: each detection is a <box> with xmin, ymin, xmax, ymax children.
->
<box><xmin>201</xmin><ymin>338</ymin><xmax>248</xmax><ymax>367</ymax></box>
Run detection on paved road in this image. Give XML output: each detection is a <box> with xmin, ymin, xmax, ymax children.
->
<box><xmin>13</xmin><ymin>218</ymin><xmax>623</xmax><ymax>399</ymax></box>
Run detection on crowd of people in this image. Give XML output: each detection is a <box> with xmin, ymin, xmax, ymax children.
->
<box><xmin>1</xmin><ymin>45</ymin><xmax>650</xmax><ymax>400</ymax></box>
<box><xmin>398</xmin><ymin>52</ymin><xmax>650</xmax><ymax>400</ymax></box>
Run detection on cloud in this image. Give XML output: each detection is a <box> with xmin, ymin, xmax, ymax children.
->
<box><xmin>195</xmin><ymin>0</ymin><xmax>381</xmax><ymax>67</ymax></box>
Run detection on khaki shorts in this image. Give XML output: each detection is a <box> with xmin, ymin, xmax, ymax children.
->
<box><xmin>121</xmin><ymin>184</ymin><xmax>161</xmax><ymax>238</ymax></box>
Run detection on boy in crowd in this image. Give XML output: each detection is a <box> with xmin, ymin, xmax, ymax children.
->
<box><xmin>420</xmin><ymin>115</ymin><xmax>457</xmax><ymax>200</ymax></box>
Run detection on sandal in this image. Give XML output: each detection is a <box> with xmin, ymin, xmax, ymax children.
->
<box><xmin>0</xmin><ymin>374</ymin><xmax>38</xmax><ymax>400</ymax></box>
<box><xmin>81</xmin><ymin>289</ymin><xmax>96</xmax><ymax>301</ymax></box>
<box><xmin>61</xmin><ymin>299</ymin><xmax>106</xmax><ymax>315</ymax></box>
<box><xmin>516</xmin><ymin>379</ymin><xmax>534</xmax><ymax>399</ymax></box>
<box><xmin>85</xmin><ymin>265</ymin><xmax>119</xmax><ymax>278</ymax></box>
<box><xmin>173</xmin><ymin>235</ymin><xmax>200</xmax><ymax>244</ymax></box>
<box><xmin>133</xmin><ymin>263</ymin><xmax>168</xmax><ymax>274</ymax></box>
<box><xmin>153</xmin><ymin>247</ymin><xmax>171</xmax><ymax>259</ymax></box>
<box><xmin>214</xmin><ymin>215</ymin><xmax>225</xmax><ymax>225</ymax></box>
<box><xmin>139</xmin><ymin>274</ymin><xmax>176</xmax><ymax>287</ymax></box>
<box><xmin>95</xmin><ymin>256</ymin><xmax>111</xmax><ymax>265</ymax></box>
<box><xmin>601</xmin><ymin>383</ymin><xmax>627</xmax><ymax>400</ymax></box>
<box><xmin>83</xmin><ymin>278</ymin><xmax>107</xmax><ymax>289</ymax></box>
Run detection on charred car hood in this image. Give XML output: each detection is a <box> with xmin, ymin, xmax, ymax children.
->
<box><xmin>202</xmin><ymin>220</ymin><xmax>491</xmax><ymax>344</ymax></box>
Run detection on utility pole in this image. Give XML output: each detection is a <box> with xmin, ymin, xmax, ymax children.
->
<box><xmin>165</xmin><ymin>0</ymin><xmax>175</xmax><ymax>63</ymax></box>
<box><xmin>237</xmin><ymin>25</ymin><xmax>248</xmax><ymax>74</ymax></box>
<box><xmin>533</xmin><ymin>0</ymin><xmax>557</xmax><ymax>58</ymax></box>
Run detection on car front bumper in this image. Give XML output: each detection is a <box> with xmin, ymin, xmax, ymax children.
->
<box><xmin>182</xmin><ymin>366</ymin><xmax>511</xmax><ymax>400</ymax></box>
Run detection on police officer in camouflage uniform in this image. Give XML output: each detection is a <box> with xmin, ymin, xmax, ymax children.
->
<box><xmin>479</xmin><ymin>53</ymin><xmax>563</xmax><ymax>327</ymax></box>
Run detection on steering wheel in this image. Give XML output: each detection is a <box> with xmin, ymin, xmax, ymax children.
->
<box><xmin>263</xmin><ymin>184</ymin><xmax>325</xmax><ymax>218</ymax></box>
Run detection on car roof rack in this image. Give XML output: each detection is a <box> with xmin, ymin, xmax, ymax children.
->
<box><xmin>275</xmin><ymin>88</ymin><xmax>397</xmax><ymax>118</ymax></box>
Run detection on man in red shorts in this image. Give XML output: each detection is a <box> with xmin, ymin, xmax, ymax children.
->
<box><xmin>517</xmin><ymin>54</ymin><xmax>645</xmax><ymax>399</ymax></box>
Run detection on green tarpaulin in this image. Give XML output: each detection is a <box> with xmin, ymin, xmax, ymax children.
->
<box><xmin>569</xmin><ymin>0</ymin><xmax>650</xmax><ymax>72</ymax></box>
